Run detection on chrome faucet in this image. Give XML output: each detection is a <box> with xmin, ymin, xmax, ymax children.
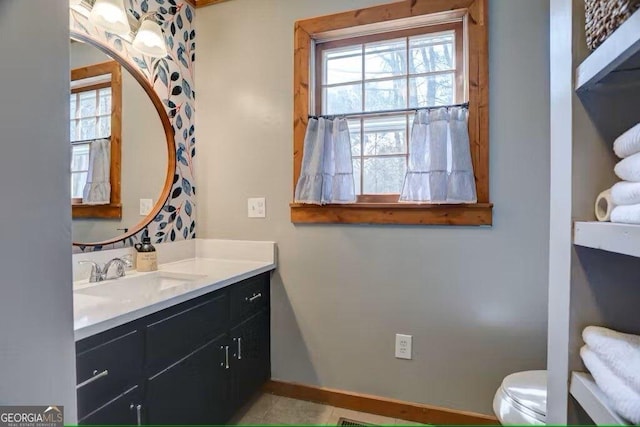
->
<box><xmin>79</xmin><ymin>256</ymin><xmax>133</xmax><ymax>283</ymax></box>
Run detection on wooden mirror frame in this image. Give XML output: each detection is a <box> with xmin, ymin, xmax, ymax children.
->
<box><xmin>70</xmin><ymin>31</ymin><xmax>177</xmax><ymax>248</ymax></box>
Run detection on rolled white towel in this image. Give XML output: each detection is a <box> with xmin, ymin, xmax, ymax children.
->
<box><xmin>615</xmin><ymin>152</ymin><xmax>640</xmax><ymax>182</ymax></box>
<box><xmin>614</xmin><ymin>122</ymin><xmax>640</xmax><ymax>158</ymax></box>
<box><xmin>611</xmin><ymin>181</ymin><xmax>640</xmax><ymax>205</ymax></box>
<box><xmin>611</xmin><ymin>204</ymin><xmax>640</xmax><ymax>224</ymax></box>
<box><xmin>583</xmin><ymin>326</ymin><xmax>640</xmax><ymax>394</ymax></box>
<box><xmin>581</xmin><ymin>345</ymin><xmax>640</xmax><ymax>424</ymax></box>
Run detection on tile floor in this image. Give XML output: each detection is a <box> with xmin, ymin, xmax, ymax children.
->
<box><xmin>231</xmin><ymin>393</ymin><xmax>426</xmax><ymax>425</ymax></box>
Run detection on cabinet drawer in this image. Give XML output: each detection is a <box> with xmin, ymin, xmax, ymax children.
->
<box><xmin>76</xmin><ymin>329</ymin><xmax>143</xmax><ymax>419</ymax></box>
<box><xmin>230</xmin><ymin>274</ymin><xmax>269</xmax><ymax>323</ymax></box>
<box><xmin>145</xmin><ymin>292</ymin><xmax>228</xmax><ymax>375</ymax></box>
<box><xmin>79</xmin><ymin>385</ymin><xmax>141</xmax><ymax>426</ymax></box>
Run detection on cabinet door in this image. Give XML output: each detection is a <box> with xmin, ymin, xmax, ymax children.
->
<box><xmin>144</xmin><ymin>334</ymin><xmax>229</xmax><ymax>425</ymax></box>
<box><xmin>145</xmin><ymin>292</ymin><xmax>228</xmax><ymax>376</ymax></box>
<box><xmin>230</xmin><ymin>309</ymin><xmax>270</xmax><ymax>410</ymax></box>
<box><xmin>79</xmin><ymin>385</ymin><xmax>142</xmax><ymax>426</ymax></box>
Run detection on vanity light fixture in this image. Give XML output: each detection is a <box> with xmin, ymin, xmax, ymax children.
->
<box><xmin>89</xmin><ymin>0</ymin><xmax>130</xmax><ymax>36</ymax></box>
<box><xmin>132</xmin><ymin>15</ymin><xmax>168</xmax><ymax>58</ymax></box>
<box><xmin>71</xmin><ymin>0</ymin><xmax>168</xmax><ymax>58</ymax></box>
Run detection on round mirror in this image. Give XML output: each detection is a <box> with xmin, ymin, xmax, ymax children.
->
<box><xmin>69</xmin><ymin>36</ymin><xmax>175</xmax><ymax>247</ymax></box>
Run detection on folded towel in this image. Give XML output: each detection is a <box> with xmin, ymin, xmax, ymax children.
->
<box><xmin>611</xmin><ymin>181</ymin><xmax>640</xmax><ymax>205</ymax></box>
<box><xmin>615</xmin><ymin>152</ymin><xmax>640</xmax><ymax>182</ymax></box>
<box><xmin>614</xmin><ymin>122</ymin><xmax>640</xmax><ymax>158</ymax></box>
<box><xmin>611</xmin><ymin>204</ymin><xmax>640</xmax><ymax>224</ymax></box>
<box><xmin>581</xmin><ymin>345</ymin><xmax>640</xmax><ymax>424</ymax></box>
<box><xmin>583</xmin><ymin>326</ymin><xmax>640</xmax><ymax>394</ymax></box>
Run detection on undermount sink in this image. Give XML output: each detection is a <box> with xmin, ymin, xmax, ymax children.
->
<box><xmin>75</xmin><ymin>271</ymin><xmax>207</xmax><ymax>302</ymax></box>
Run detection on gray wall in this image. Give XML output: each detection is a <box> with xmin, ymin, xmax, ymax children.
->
<box><xmin>196</xmin><ymin>0</ymin><xmax>550</xmax><ymax>414</ymax></box>
<box><xmin>70</xmin><ymin>42</ymin><xmax>167</xmax><ymax>244</ymax></box>
<box><xmin>0</xmin><ymin>0</ymin><xmax>77</xmax><ymax>421</ymax></box>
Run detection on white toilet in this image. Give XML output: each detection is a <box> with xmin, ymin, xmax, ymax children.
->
<box><xmin>493</xmin><ymin>370</ymin><xmax>547</xmax><ymax>425</ymax></box>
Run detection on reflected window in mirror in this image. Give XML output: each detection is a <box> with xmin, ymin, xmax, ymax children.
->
<box><xmin>70</xmin><ymin>86</ymin><xmax>111</xmax><ymax>201</ymax></box>
<box><xmin>70</xmin><ymin>60</ymin><xmax>122</xmax><ymax>219</ymax></box>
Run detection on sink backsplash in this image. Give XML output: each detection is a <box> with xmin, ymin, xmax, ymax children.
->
<box><xmin>72</xmin><ymin>239</ymin><xmax>276</xmax><ymax>283</ymax></box>
<box><xmin>73</xmin><ymin>239</ymin><xmax>195</xmax><ymax>283</ymax></box>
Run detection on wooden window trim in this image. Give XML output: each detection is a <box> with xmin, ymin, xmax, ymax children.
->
<box><xmin>70</xmin><ymin>60</ymin><xmax>122</xmax><ymax>219</ymax></box>
<box><xmin>292</xmin><ymin>0</ymin><xmax>490</xmax><ymax>226</ymax></box>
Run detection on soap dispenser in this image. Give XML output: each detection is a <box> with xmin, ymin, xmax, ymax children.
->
<box><xmin>134</xmin><ymin>237</ymin><xmax>157</xmax><ymax>272</ymax></box>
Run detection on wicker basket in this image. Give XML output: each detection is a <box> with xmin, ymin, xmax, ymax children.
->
<box><xmin>585</xmin><ymin>0</ymin><xmax>640</xmax><ymax>49</ymax></box>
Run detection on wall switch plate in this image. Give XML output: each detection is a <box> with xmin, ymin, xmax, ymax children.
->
<box><xmin>395</xmin><ymin>334</ymin><xmax>412</xmax><ymax>360</ymax></box>
<box><xmin>248</xmin><ymin>197</ymin><xmax>266</xmax><ymax>218</ymax></box>
<box><xmin>140</xmin><ymin>199</ymin><xmax>153</xmax><ymax>216</ymax></box>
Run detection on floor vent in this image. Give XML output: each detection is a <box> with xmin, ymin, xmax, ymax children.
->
<box><xmin>337</xmin><ymin>417</ymin><xmax>373</xmax><ymax>426</ymax></box>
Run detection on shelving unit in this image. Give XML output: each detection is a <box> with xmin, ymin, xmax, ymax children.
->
<box><xmin>576</xmin><ymin>8</ymin><xmax>640</xmax><ymax>91</ymax></box>
<box><xmin>549</xmin><ymin>1</ymin><xmax>640</xmax><ymax>425</ymax></box>
<box><xmin>570</xmin><ymin>372</ymin><xmax>629</xmax><ymax>425</ymax></box>
<box><xmin>574</xmin><ymin>221</ymin><xmax>640</xmax><ymax>258</ymax></box>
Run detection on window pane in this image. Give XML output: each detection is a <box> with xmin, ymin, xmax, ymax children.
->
<box><xmin>348</xmin><ymin>119</ymin><xmax>361</xmax><ymax>156</ymax></box>
<box><xmin>363</xmin><ymin>156</ymin><xmax>406</xmax><ymax>194</ymax></box>
<box><xmin>363</xmin><ymin>115</ymin><xmax>407</xmax><ymax>155</ymax></box>
<box><xmin>71</xmin><ymin>144</ymin><xmax>90</xmax><ymax>172</ymax></box>
<box><xmin>324</xmin><ymin>45</ymin><xmax>362</xmax><ymax>85</ymax></box>
<box><xmin>364</xmin><ymin>38</ymin><xmax>406</xmax><ymax>80</ymax></box>
<box><xmin>71</xmin><ymin>172</ymin><xmax>88</xmax><ymax>199</ymax></box>
<box><xmin>78</xmin><ymin>117</ymin><xmax>97</xmax><ymax>140</ymax></box>
<box><xmin>352</xmin><ymin>158</ymin><xmax>361</xmax><ymax>195</ymax></box>
<box><xmin>409</xmin><ymin>73</ymin><xmax>454</xmax><ymax>108</ymax></box>
<box><xmin>70</xmin><ymin>95</ymin><xmax>77</xmax><ymax>119</ymax></box>
<box><xmin>409</xmin><ymin>32</ymin><xmax>455</xmax><ymax>74</ymax></box>
<box><xmin>97</xmin><ymin>116</ymin><xmax>111</xmax><ymax>139</ymax></box>
<box><xmin>70</xmin><ymin>120</ymin><xmax>77</xmax><ymax>142</ymax></box>
<box><xmin>78</xmin><ymin>91</ymin><xmax>97</xmax><ymax>118</ymax></box>
<box><xmin>364</xmin><ymin>78</ymin><xmax>407</xmax><ymax>112</ymax></box>
<box><xmin>99</xmin><ymin>90</ymin><xmax>112</xmax><ymax>115</ymax></box>
<box><xmin>325</xmin><ymin>83</ymin><xmax>362</xmax><ymax>115</ymax></box>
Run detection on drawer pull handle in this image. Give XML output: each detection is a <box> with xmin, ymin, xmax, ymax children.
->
<box><xmin>225</xmin><ymin>345</ymin><xmax>230</xmax><ymax>369</ymax></box>
<box><xmin>237</xmin><ymin>337</ymin><xmax>242</xmax><ymax>360</ymax></box>
<box><xmin>246</xmin><ymin>293</ymin><xmax>262</xmax><ymax>302</ymax></box>
<box><xmin>76</xmin><ymin>369</ymin><xmax>108</xmax><ymax>389</ymax></box>
<box><xmin>130</xmin><ymin>404</ymin><xmax>142</xmax><ymax>426</ymax></box>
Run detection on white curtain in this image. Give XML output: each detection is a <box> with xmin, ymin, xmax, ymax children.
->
<box><xmin>400</xmin><ymin>106</ymin><xmax>477</xmax><ymax>203</ymax></box>
<box><xmin>82</xmin><ymin>138</ymin><xmax>111</xmax><ymax>205</ymax></box>
<box><xmin>295</xmin><ymin>117</ymin><xmax>356</xmax><ymax>204</ymax></box>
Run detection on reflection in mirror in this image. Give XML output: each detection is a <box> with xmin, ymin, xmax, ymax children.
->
<box><xmin>70</xmin><ymin>39</ymin><xmax>167</xmax><ymax>245</ymax></box>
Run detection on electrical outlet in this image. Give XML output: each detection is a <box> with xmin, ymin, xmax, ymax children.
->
<box><xmin>395</xmin><ymin>334</ymin><xmax>412</xmax><ymax>360</ymax></box>
<box><xmin>140</xmin><ymin>199</ymin><xmax>153</xmax><ymax>216</ymax></box>
<box><xmin>248</xmin><ymin>197</ymin><xmax>266</xmax><ymax>218</ymax></box>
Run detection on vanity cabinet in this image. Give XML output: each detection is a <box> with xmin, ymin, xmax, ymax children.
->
<box><xmin>76</xmin><ymin>272</ymin><xmax>271</xmax><ymax>425</ymax></box>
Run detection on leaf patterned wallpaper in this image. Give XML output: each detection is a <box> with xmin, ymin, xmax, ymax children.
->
<box><xmin>70</xmin><ymin>0</ymin><xmax>196</xmax><ymax>252</ymax></box>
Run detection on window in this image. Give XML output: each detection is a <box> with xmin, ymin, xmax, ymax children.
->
<box><xmin>70</xmin><ymin>86</ymin><xmax>112</xmax><ymax>200</ymax></box>
<box><xmin>292</xmin><ymin>0</ymin><xmax>491</xmax><ymax>225</ymax></box>
<box><xmin>317</xmin><ymin>24</ymin><xmax>463</xmax><ymax>200</ymax></box>
<box><xmin>70</xmin><ymin>60</ymin><xmax>122</xmax><ymax>219</ymax></box>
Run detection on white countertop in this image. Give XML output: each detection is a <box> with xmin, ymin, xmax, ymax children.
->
<box><xmin>73</xmin><ymin>257</ymin><xmax>275</xmax><ymax>341</ymax></box>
